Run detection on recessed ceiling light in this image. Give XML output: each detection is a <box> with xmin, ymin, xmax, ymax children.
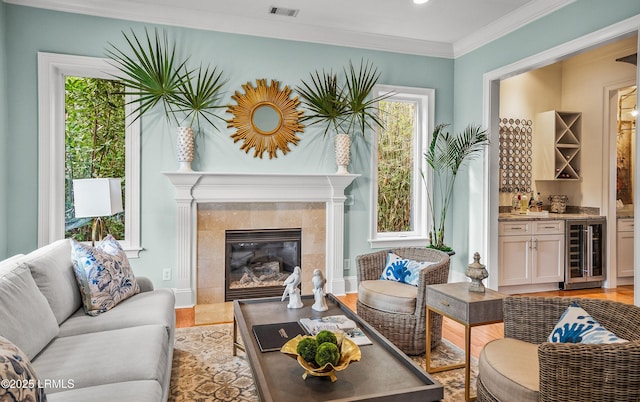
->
<box><xmin>413</xmin><ymin>0</ymin><xmax>429</xmax><ymax>4</ymax></box>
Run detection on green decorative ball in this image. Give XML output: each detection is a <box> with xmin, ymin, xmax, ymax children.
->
<box><xmin>316</xmin><ymin>330</ymin><xmax>338</xmax><ymax>346</ymax></box>
<box><xmin>296</xmin><ymin>337</ymin><xmax>318</xmax><ymax>363</ymax></box>
<box><xmin>315</xmin><ymin>342</ymin><xmax>340</xmax><ymax>367</ymax></box>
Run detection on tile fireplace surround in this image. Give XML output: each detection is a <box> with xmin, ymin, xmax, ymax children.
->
<box><xmin>163</xmin><ymin>172</ymin><xmax>358</xmax><ymax>308</ymax></box>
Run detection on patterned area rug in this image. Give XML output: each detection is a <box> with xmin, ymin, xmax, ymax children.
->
<box><xmin>170</xmin><ymin>324</ymin><xmax>478</xmax><ymax>401</ymax></box>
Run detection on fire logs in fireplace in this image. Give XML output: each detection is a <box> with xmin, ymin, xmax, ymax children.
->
<box><xmin>225</xmin><ymin>228</ymin><xmax>302</xmax><ymax>301</ymax></box>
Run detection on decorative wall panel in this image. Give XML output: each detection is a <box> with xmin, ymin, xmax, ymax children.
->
<box><xmin>499</xmin><ymin>117</ymin><xmax>533</xmax><ymax>193</ymax></box>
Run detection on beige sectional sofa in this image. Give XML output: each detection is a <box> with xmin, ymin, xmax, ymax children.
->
<box><xmin>0</xmin><ymin>238</ymin><xmax>175</xmax><ymax>402</ymax></box>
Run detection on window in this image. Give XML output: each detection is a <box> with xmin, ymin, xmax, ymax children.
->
<box><xmin>38</xmin><ymin>52</ymin><xmax>141</xmax><ymax>257</ymax></box>
<box><xmin>369</xmin><ymin>85</ymin><xmax>434</xmax><ymax>248</ymax></box>
<box><xmin>65</xmin><ymin>76</ymin><xmax>126</xmax><ymax>241</ymax></box>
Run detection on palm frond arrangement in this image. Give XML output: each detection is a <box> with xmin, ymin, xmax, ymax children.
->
<box><xmin>296</xmin><ymin>69</ymin><xmax>347</xmax><ymax>137</ymax></box>
<box><xmin>344</xmin><ymin>60</ymin><xmax>388</xmax><ymax>135</ymax></box>
<box><xmin>105</xmin><ymin>28</ymin><xmax>227</xmax><ymax>131</ymax></box>
<box><xmin>173</xmin><ymin>64</ymin><xmax>227</xmax><ymax>129</ymax></box>
<box><xmin>297</xmin><ymin>59</ymin><xmax>391</xmax><ymax>138</ymax></box>
<box><xmin>423</xmin><ymin>123</ymin><xmax>489</xmax><ymax>251</ymax></box>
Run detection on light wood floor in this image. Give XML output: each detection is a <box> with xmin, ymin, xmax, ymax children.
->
<box><xmin>176</xmin><ymin>285</ymin><xmax>634</xmax><ymax>358</ymax></box>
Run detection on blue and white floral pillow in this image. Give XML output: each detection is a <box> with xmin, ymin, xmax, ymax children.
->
<box><xmin>71</xmin><ymin>234</ymin><xmax>140</xmax><ymax>316</ymax></box>
<box><xmin>548</xmin><ymin>302</ymin><xmax>628</xmax><ymax>344</ymax></box>
<box><xmin>379</xmin><ymin>251</ymin><xmax>435</xmax><ymax>286</ymax></box>
<box><xmin>0</xmin><ymin>336</ymin><xmax>46</xmax><ymax>402</ymax></box>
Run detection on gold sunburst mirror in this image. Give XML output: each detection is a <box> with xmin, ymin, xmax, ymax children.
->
<box><xmin>227</xmin><ymin>79</ymin><xmax>304</xmax><ymax>159</ymax></box>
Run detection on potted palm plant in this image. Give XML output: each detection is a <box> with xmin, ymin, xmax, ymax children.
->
<box><xmin>106</xmin><ymin>28</ymin><xmax>227</xmax><ymax>171</ymax></box>
<box><xmin>424</xmin><ymin>123</ymin><xmax>489</xmax><ymax>253</ymax></box>
<box><xmin>297</xmin><ymin>60</ymin><xmax>391</xmax><ymax>174</ymax></box>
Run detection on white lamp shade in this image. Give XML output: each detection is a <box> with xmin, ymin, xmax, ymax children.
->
<box><xmin>73</xmin><ymin>178</ymin><xmax>123</xmax><ymax>218</ymax></box>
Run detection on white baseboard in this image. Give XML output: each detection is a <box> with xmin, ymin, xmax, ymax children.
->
<box><xmin>617</xmin><ymin>276</ymin><xmax>634</xmax><ymax>286</ymax></box>
<box><xmin>498</xmin><ymin>282</ymin><xmax>561</xmax><ymax>295</ymax></box>
<box><xmin>344</xmin><ymin>275</ymin><xmax>358</xmax><ymax>293</ymax></box>
<box><xmin>173</xmin><ymin>288</ymin><xmax>194</xmax><ymax>308</ymax></box>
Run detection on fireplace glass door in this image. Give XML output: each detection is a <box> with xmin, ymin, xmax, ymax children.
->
<box><xmin>225</xmin><ymin>228</ymin><xmax>301</xmax><ymax>301</ymax></box>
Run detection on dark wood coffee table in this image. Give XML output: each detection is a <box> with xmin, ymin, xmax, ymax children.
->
<box><xmin>233</xmin><ymin>294</ymin><xmax>443</xmax><ymax>402</ymax></box>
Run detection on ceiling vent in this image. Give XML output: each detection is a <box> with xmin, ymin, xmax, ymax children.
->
<box><xmin>269</xmin><ymin>6</ymin><xmax>299</xmax><ymax>17</ymax></box>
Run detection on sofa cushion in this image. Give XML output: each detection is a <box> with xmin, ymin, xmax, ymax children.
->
<box><xmin>548</xmin><ymin>301</ymin><xmax>627</xmax><ymax>344</ymax></box>
<box><xmin>71</xmin><ymin>235</ymin><xmax>140</xmax><ymax>316</ymax></box>
<box><xmin>24</xmin><ymin>238</ymin><xmax>82</xmax><ymax>325</ymax></box>
<box><xmin>0</xmin><ymin>336</ymin><xmax>47</xmax><ymax>402</ymax></box>
<box><xmin>136</xmin><ymin>276</ymin><xmax>155</xmax><ymax>293</ymax></box>
<box><xmin>46</xmin><ymin>380</ymin><xmax>162</xmax><ymax>402</ymax></box>
<box><xmin>58</xmin><ymin>288</ymin><xmax>175</xmax><ymax>337</ymax></box>
<box><xmin>0</xmin><ymin>254</ymin><xmax>26</xmax><ymax>273</ymax></box>
<box><xmin>380</xmin><ymin>251</ymin><xmax>434</xmax><ymax>286</ymax></box>
<box><xmin>478</xmin><ymin>338</ymin><xmax>539</xmax><ymax>402</ymax></box>
<box><xmin>33</xmin><ymin>324</ymin><xmax>170</xmax><ymax>394</ymax></box>
<box><xmin>0</xmin><ymin>263</ymin><xmax>59</xmax><ymax>360</ymax></box>
<box><xmin>358</xmin><ymin>279</ymin><xmax>417</xmax><ymax>314</ymax></box>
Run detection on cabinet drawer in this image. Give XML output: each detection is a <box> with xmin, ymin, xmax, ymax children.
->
<box><xmin>499</xmin><ymin>222</ymin><xmax>530</xmax><ymax>236</ymax></box>
<box><xmin>533</xmin><ymin>220</ymin><xmax>564</xmax><ymax>235</ymax></box>
<box><xmin>427</xmin><ymin>286</ymin><xmax>505</xmax><ymax>325</ymax></box>
<box><xmin>618</xmin><ymin>219</ymin><xmax>634</xmax><ymax>232</ymax></box>
<box><xmin>427</xmin><ymin>289</ymin><xmax>468</xmax><ymax>322</ymax></box>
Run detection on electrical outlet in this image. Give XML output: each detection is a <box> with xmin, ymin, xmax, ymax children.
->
<box><xmin>343</xmin><ymin>259</ymin><xmax>351</xmax><ymax>271</ymax></box>
<box><xmin>162</xmin><ymin>269</ymin><xmax>171</xmax><ymax>281</ymax></box>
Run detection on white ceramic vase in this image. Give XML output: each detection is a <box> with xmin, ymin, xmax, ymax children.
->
<box><xmin>334</xmin><ymin>133</ymin><xmax>351</xmax><ymax>175</ymax></box>
<box><xmin>176</xmin><ymin>127</ymin><xmax>195</xmax><ymax>172</ymax></box>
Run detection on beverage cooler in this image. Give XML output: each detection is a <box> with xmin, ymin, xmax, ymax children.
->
<box><xmin>562</xmin><ymin>218</ymin><xmax>606</xmax><ymax>289</ymax></box>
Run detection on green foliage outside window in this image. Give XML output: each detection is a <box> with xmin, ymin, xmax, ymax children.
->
<box><xmin>377</xmin><ymin>100</ymin><xmax>415</xmax><ymax>233</ymax></box>
<box><xmin>64</xmin><ymin>76</ymin><xmax>126</xmax><ymax>241</ymax></box>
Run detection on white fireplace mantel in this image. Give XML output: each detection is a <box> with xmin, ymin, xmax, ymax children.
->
<box><xmin>163</xmin><ymin>171</ymin><xmax>359</xmax><ymax>308</ymax></box>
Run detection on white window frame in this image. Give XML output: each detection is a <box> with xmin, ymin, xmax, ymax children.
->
<box><xmin>369</xmin><ymin>85</ymin><xmax>434</xmax><ymax>248</ymax></box>
<box><xmin>37</xmin><ymin>52</ymin><xmax>142</xmax><ymax>257</ymax></box>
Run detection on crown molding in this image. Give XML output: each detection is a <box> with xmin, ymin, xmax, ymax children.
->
<box><xmin>5</xmin><ymin>0</ymin><xmax>575</xmax><ymax>59</ymax></box>
<box><xmin>4</xmin><ymin>0</ymin><xmax>454</xmax><ymax>57</ymax></box>
<box><xmin>453</xmin><ymin>0</ymin><xmax>577</xmax><ymax>57</ymax></box>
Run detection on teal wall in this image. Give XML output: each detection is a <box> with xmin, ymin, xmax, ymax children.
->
<box><xmin>0</xmin><ymin>1</ymin><xmax>8</xmax><ymax>257</ymax></box>
<box><xmin>2</xmin><ymin>5</ymin><xmax>454</xmax><ymax>286</ymax></box>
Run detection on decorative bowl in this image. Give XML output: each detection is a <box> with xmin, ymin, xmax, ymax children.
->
<box><xmin>280</xmin><ymin>333</ymin><xmax>361</xmax><ymax>382</ymax></box>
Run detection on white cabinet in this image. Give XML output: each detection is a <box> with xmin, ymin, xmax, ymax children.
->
<box><xmin>617</xmin><ymin>219</ymin><xmax>634</xmax><ymax>277</ymax></box>
<box><xmin>498</xmin><ymin>233</ymin><xmax>530</xmax><ymax>285</ymax></box>
<box><xmin>499</xmin><ymin>220</ymin><xmax>565</xmax><ymax>286</ymax></box>
<box><xmin>534</xmin><ymin>110</ymin><xmax>581</xmax><ymax>180</ymax></box>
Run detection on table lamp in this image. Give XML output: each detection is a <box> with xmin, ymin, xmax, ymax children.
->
<box><xmin>73</xmin><ymin>178</ymin><xmax>123</xmax><ymax>246</ymax></box>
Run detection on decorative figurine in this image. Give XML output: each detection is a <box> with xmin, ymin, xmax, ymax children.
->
<box><xmin>311</xmin><ymin>269</ymin><xmax>328</xmax><ymax>312</ymax></box>
<box><xmin>282</xmin><ymin>266</ymin><xmax>303</xmax><ymax>308</ymax></box>
<box><xmin>466</xmin><ymin>252</ymin><xmax>489</xmax><ymax>293</ymax></box>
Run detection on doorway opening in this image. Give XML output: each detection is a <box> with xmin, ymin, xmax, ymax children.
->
<box><xmin>483</xmin><ymin>22</ymin><xmax>639</xmax><ymax>303</ymax></box>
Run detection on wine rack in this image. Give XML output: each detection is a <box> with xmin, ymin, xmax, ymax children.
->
<box><xmin>534</xmin><ymin>110</ymin><xmax>581</xmax><ymax>180</ymax></box>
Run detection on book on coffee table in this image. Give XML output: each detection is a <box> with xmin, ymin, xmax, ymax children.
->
<box><xmin>299</xmin><ymin>315</ymin><xmax>372</xmax><ymax>346</ymax></box>
<box><xmin>252</xmin><ymin>321</ymin><xmax>307</xmax><ymax>352</ymax></box>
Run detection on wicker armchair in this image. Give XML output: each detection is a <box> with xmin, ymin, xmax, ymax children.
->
<box><xmin>355</xmin><ymin>248</ymin><xmax>450</xmax><ymax>355</ymax></box>
<box><xmin>477</xmin><ymin>296</ymin><xmax>640</xmax><ymax>402</ymax></box>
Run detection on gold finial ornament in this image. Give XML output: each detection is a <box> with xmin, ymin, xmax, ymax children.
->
<box><xmin>465</xmin><ymin>252</ymin><xmax>488</xmax><ymax>293</ymax></box>
<box><xmin>227</xmin><ymin>79</ymin><xmax>304</xmax><ymax>159</ymax></box>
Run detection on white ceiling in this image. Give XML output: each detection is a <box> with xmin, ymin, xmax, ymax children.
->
<box><xmin>5</xmin><ymin>0</ymin><xmax>575</xmax><ymax>57</ymax></box>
